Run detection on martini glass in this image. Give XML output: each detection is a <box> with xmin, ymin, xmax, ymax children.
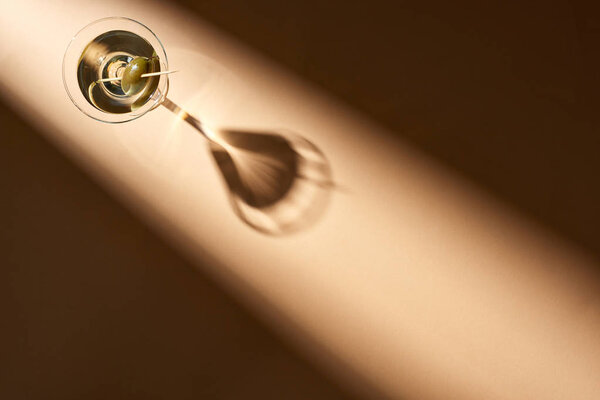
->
<box><xmin>63</xmin><ymin>17</ymin><xmax>332</xmax><ymax>235</ymax></box>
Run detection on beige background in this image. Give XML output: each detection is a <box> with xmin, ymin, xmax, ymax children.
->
<box><xmin>1</xmin><ymin>0</ymin><xmax>600</xmax><ymax>399</ymax></box>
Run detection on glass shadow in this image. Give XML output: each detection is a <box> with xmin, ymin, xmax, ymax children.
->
<box><xmin>209</xmin><ymin>128</ymin><xmax>334</xmax><ymax>235</ymax></box>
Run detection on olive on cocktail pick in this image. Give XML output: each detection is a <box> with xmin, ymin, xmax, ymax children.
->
<box><xmin>121</xmin><ymin>56</ymin><xmax>150</xmax><ymax>96</ymax></box>
<box><xmin>91</xmin><ymin>55</ymin><xmax>174</xmax><ymax>111</ymax></box>
<box><xmin>131</xmin><ymin>54</ymin><xmax>161</xmax><ymax>111</ymax></box>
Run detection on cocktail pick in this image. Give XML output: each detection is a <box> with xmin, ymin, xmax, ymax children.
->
<box><xmin>96</xmin><ymin>70</ymin><xmax>179</xmax><ymax>83</ymax></box>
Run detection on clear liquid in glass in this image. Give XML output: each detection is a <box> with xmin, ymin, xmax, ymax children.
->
<box><xmin>77</xmin><ymin>30</ymin><xmax>160</xmax><ymax>114</ymax></box>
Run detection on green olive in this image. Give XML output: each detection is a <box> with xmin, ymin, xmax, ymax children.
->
<box><xmin>121</xmin><ymin>57</ymin><xmax>149</xmax><ymax>96</ymax></box>
<box><xmin>131</xmin><ymin>54</ymin><xmax>161</xmax><ymax>111</ymax></box>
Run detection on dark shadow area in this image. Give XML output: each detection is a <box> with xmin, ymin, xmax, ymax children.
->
<box><xmin>211</xmin><ymin>130</ymin><xmax>298</xmax><ymax>209</ymax></box>
<box><xmin>0</xmin><ymin>102</ymin><xmax>364</xmax><ymax>399</ymax></box>
<box><xmin>167</xmin><ymin>0</ymin><xmax>600</xmax><ymax>259</ymax></box>
<box><xmin>210</xmin><ymin>129</ymin><xmax>333</xmax><ymax>235</ymax></box>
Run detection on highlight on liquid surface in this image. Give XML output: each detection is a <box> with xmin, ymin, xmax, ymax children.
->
<box><xmin>77</xmin><ymin>30</ymin><xmax>160</xmax><ymax>114</ymax></box>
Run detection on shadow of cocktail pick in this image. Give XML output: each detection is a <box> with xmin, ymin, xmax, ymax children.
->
<box><xmin>209</xmin><ymin>129</ymin><xmax>334</xmax><ymax>235</ymax></box>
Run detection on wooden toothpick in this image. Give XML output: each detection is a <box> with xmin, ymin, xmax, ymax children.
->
<box><xmin>96</xmin><ymin>70</ymin><xmax>179</xmax><ymax>83</ymax></box>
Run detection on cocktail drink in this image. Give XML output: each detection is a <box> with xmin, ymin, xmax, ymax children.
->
<box><xmin>77</xmin><ymin>30</ymin><xmax>162</xmax><ymax>113</ymax></box>
<box><xmin>64</xmin><ymin>18</ymin><xmax>173</xmax><ymax>123</ymax></box>
<box><xmin>63</xmin><ymin>17</ymin><xmax>332</xmax><ymax>235</ymax></box>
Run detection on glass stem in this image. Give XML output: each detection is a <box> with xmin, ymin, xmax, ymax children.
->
<box><xmin>162</xmin><ymin>97</ymin><xmax>212</xmax><ymax>141</ymax></box>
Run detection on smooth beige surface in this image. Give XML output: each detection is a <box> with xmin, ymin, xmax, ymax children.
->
<box><xmin>1</xmin><ymin>1</ymin><xmax>600</xmax><ymax>399</ymax></box>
